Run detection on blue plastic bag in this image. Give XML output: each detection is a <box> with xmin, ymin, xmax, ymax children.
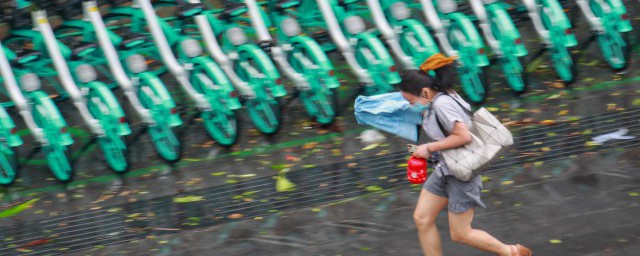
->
<box><xmin>354</xmin><ymin>92</ymin><xmax>423</xmax><ymax>142</ymax></box>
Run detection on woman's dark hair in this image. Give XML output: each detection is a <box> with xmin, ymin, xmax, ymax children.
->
<box><xmin>397</xmin><ymin>62</ymin><xmax>456</xmax><ymax>96</ymax></box>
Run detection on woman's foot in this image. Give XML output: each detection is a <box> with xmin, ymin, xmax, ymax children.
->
<box><xmin>510</xmin><ymin>244</ymin><xmax>532</xmax><ymax>256</ymax></box>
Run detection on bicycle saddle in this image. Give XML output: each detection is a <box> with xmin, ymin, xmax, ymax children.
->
<box><xmin>69</xmin><ymin>41</ymin><xmax>98</xmax><ymax>60</ymax></box>
<box><xmin>219</xmin><ymin>2</ymin><xmax>247</xmax><ymax>20</ymax></box>
<box><xmin>177</xmin><ymin>1</ymin><xmax>203</xmax><ymax>18</ymax></box>
<box><xmin>12</xmin><ymin>48</ymin><xmax>40</xmax><ymax>65</ymax></box>
<box><xmin>119</xmin><ymin>31</ymin><xmax>147</xmax><ymax>50</ymax></box>
<box><xmin>275</xmin><ymin>0</ymin><xmax>300</xmax><ymax>10</ymax></box>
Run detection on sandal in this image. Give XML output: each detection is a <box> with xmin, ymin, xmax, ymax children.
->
<box><xmin>510</xmin><ymin>244</ymin><xmax>532</xmax><ymax>256</ymax></box>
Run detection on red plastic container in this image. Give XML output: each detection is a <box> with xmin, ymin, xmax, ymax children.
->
<box><xmin>407</xmin><ymin>156</ymin><xmax>428</xmax><ymax>184</ymax></box>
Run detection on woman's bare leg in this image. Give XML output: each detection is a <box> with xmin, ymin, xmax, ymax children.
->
<box><xmin>448</xmin><ymin>209</ymin><xmax>512</xmax><ymax>256</ymax></box>
<box><xmin>414</xmin><ymin>188</ymin><xmax>449</xmax><ymax>256</ymax></box>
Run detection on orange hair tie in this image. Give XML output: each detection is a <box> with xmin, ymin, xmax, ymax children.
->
<box><xmin>419</xmin><ymin>53</ymin><xmax>457</xmax><ymax>74</ymax></box>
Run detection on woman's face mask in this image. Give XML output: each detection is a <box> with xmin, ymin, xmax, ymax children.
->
<box><xmin>411</xmin><ymin>102</ymin><xmax>430</xmax><ymax>112</ymax></box>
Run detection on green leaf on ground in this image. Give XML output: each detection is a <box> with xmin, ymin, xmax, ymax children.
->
<box><xmin>549</xmin><ymin>239</ymin><xmax>562</xmax><ymax>244</ymax></box>
<box><xmin>362</xmin><ymin>143</ymin><xmax>380</xmax><ymax>151</ymax></box>
<box><xmin>365</xmin><ymin>185</ymin><xmax>383</xmax><ymax>192</ymax></box>
<box><xmin>0</xmin><ymin>199</ymin><xmax>39</xmax><ymax>219</ymax></box>
<box><xmin>173</xmin><ymin>196</ymin><xmax>204</xmax><ymax>203</ymax></box>
<box><xmin>276</xmin><ymin>171</ymin><xmax>297</xmax><ymax>192</ymax></box>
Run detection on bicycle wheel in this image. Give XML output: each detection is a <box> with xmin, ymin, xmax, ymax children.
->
<box><xmin>288</xmin><ymin>47</ymin><xmax>337</xmax><ymax>125</ymax></box>
<box><xmin>44</xmin><ymin>145</ymin><xmax>73</xmax><ymax>183</ymax></box>
<box><xmin>458</xmin><ymin>65</ymin><xmax>488</xmax><ymax>103</ymax></box>
<box><xmin>201</xmin><ymin>109</ymin><xmax>239</xmax><ymax>147</ymax></box>
<box><xmin>398</xmin><ymin>23</ymin><xmax>438</xmax><ymax>67</ymax></box>
<box><xmin>354</xmin><ymin>45</ymin><xmax>394</xmax><ymax>95</ymax></box>
<box><xmin>596</xmin><ymin>32</ymin><xmax>629</xmax><ymax>71</ymax></box>
<box><xmin>550</xmin><ymin>42</ymin><xmax>576</xmax><ymax>83</ymax></box>
<box><xmin>300</xmin><ymin>89</ymin><xmax>336</xmax><ymax>125</ymax></box>
<box><xmin>137</xmin><ymin>85</ymin><xmax>182</xmax><ymax>163</ymax></box>
<box><xmin>148</xmin><ymin>124</ymin><xmax>181</xmax><ymax>163</ymax></box>
<box><xmin>86</xmin><ymin>90</ymin><xmax>129</xmax><ymax>173</ymax></box>
<box><xmin>0</xmin><ymin>141</ymin><xmax>17</xmax><ymax>185</ymax></box>
<box><xmin>98</xmin><ymin>134</ymin><xmax>128</xmax><ymax>173</ymax></box>
<box><xmin>590</xmin><ymin>0</ymin><xmax>629</xmax><ymax>71</ymax></box>
<box><xmin>32</xmin><ymin>103</ymin><xmax>73</xmax><ymax>182</ymax></box>
<box><xmin>449</xmin><ymin>29</ymin><xmax>488</xmax><ymax>103</ymax></box>
<box><xmin>246</xmin><ymin>98</ymin><xmax>281</xmax><ymax>135</ymax></box>
<box><xmin>500</xmin><ymin>55</ymin><xmax>528</xmax><ymax>94</ymax></box>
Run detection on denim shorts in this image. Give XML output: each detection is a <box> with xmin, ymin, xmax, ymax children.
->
<box><xmin>423</xmin><ymin>173</ymin><xmax>486</xmax><ymax>213</ymax></box>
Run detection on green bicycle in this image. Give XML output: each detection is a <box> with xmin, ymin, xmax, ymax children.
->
<box><xmin>261</xmin><ymin>0</ymin><xmax>340</xmax><ymax>125</ymax></box>
<box><xmin>366</xmin><ymin>0</ymin><xmax>440</xmax><ymax>69</ymax></box>
<box><xmin>0</xmin><ymin>39</ymin><xmax>74</xmax><ymax>182</ymax></box>
<box><xmin>7</xmin><ymin>3</ymin><xmax>132</xmax><ymax>174</ymax></box>
<box><xmin>199</xmin><ymin>1</ymin><xmax>287</xmax><ymax>134</ymax></box>
<box><xmin>575</xmin><ymin>0</ymin><xmax>632</xmax><ymax>71</ymax></box>
<box><xmin>58</xmin><ymin>0</ymin><xmax>184</xmax><ymax>162</ymax></box>
<box><xmin>295</xmin><ymin>0</ymin><xmax>401</xmax><ymax>96</ymax></box>
<box><xmin>471</xmin><ymin>0</ymin><xmax>529</xmax><ymax>94</ymax></box>
<box><xmin>523</xmin><ymin>0</ymin><xmax>578</xmax><ymax>83</ymax></box>
<box><xmin>419</xmin><ymin>0</ymin><xmax>491</xmax><ymax>103</ymax></box>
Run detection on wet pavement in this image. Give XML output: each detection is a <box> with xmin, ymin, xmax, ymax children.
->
<box><xmin>1</xmin><ymin>0</ymin><xmax>640</xmax><ymax>255</ymax></box>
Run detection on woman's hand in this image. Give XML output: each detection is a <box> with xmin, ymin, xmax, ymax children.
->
<box><xmin>412</xmin><ymin>143</ymin><xmax>432</xmax><ymax>159</ymax></box>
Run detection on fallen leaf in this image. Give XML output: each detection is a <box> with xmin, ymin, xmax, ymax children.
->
<box><xmin>501</xmin><ymin>180</ymin><xmax>514</xmax><ymax>186</ymax></box>
<box><xmin>362</xmin><ymin>143</ymin><xmax>380</xmax><ymax>151</ymax></box>
<box><xmin>607</xmin><ymin>103</ymin><xmax>617</xmax><ymax>110</ymax></box>
<box><xmin>365</xmin><ymin>185</ymin><xmax>383</xmax><ymax>192</ymax></box>
<box><xmin>585</xmin><ymin>141</ymin><xmax>601</xmax><ymax>147</ymax></box>
<box><xmin>629</xmin><ymin>192</ymin><xmax>639</xmax><ymax>197</ymax></box>
<box><xmin>21</xmin><ymin>239</ymin><xmax>49</xmax><ymax>248</ymax></box>
<box><xmin>228</xmin><ymin>213</ymin><xmax>244</xmax><ymax>219</ymax></box>
<box><xmin>540</xmin><ymin>120</ymin><xmax>556</xmax><ymax>125</ymax></box>
<box><xmin>549</xmin><ymin>239</ymin><xmax>562</xmax><ymax>244</ymax></box>
<box><xmin>0</xmin><ymin>199</ymin><xmax>39</xmax><ymax>219</ymax></box>
<box><xmin>173</xmin><ymin>196</ymin><xmax>204</xmax><ymax>203</ymax></box>
<box><xmin>276</xmin><ymin>171</ymin><xmax>296</xmax><ymax>192</ymax></box>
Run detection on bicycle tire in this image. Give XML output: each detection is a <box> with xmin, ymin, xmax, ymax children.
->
<box><xmin>0</xmin><ymin>141</ymin><xmax>17</xmax><ymax>186</ymax></box>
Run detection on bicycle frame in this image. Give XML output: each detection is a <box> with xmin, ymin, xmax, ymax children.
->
<box><xmin>79</xmin><ymin>0</ymin><xmax>184</xmax><ymax>161</ymax></box>
<box><xmin>0</xmin><ymin>40</ymin><xmax>74</xmax><ymax>182</ymax></box>
<box><xmin>523</xmin><ymin>0</ymin><xmax>578</xmax><ymax>82</ymax></box>
<box><xmin>298</xmin><ymin>0</ymin><xmax>400</xmax><ymax>95</ymax></box>
<box><xmin>367</xmin><ymin>0</ymin><xmax>440</xmax><ymax>69</ymax></box>
<box><xmin>0</xmin><ymin>104</ymin><xmax>21</xmax><ymax>185</ymax></box>
<box><xmin>9</xmin><ymin>7</ymin><xmax>136</xmax><ymax>173</ymax></box>
<box><xmin>419</xmin><ymin>0</ymin><xmax>490</xmax><ymax>103</ymax></box>
<box><xmin>260</xmin><ymin>0</ymin><xmax>340</xmax><ymax>125</ymax></box>
<box><xmin>198</xmin><ymin>1</ymin><xmax>287</xmax><ymax>134</ymax></box>
<box><xmin>470</xmin><ymin>0</ymin><xmax>528</xmax><ymax>93</ymax></box>
<box><xmin>576</xmin><ymin>0</ymin><xmax>632</xmax><ymax>70</ymax></box>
